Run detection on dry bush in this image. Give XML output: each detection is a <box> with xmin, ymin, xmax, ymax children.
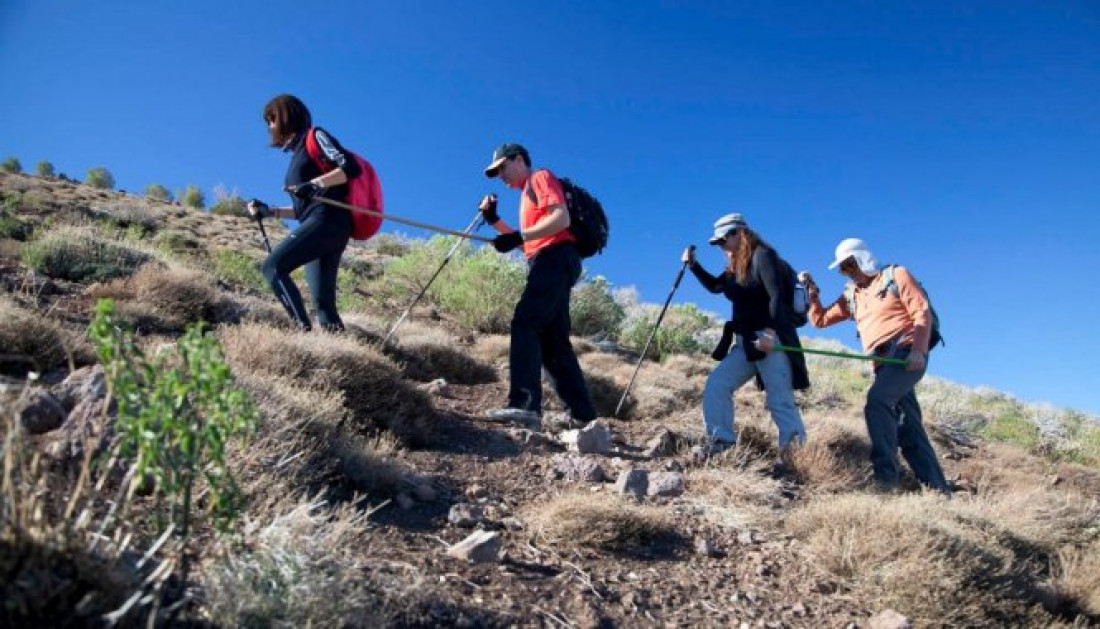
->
<box><xmin>0</xmin><ymin>298</ymin><xmax>72</xmax><ymax>375</ymax></box>
<box><xmin>579</xmin><ymin>352</ymin><xmax>702</xmax><ymax>421</ymax></box>
<box><xmin>523</xmin><ymin>492</ymin><xmax>683</xmax><ymax>556</ymax></box>
<box><xmin>469</xmin><ymin>333</ymin><xmax>511</xmax><ymax>366</ymax></box>
<box><xmin>220</xmin><ymin>324</ymin><xmax>437</xmax><ymax>446</ymax></box>
<box><xmin>1049</xmin><ymin>541</ymin><xmax>1100</xmax><ymax>616</ymax></box>
<box><xmin>791</xmin><ymin>412</ymin><xmax>871</xmax><ymax>492</ymax></box>
<box><xmin>687</xmin><ymin>463</ymin><xmax>789</xmax><ymax>531</ymax></box>
<box><xmin>88</xmin><ymin>263</ymin><xmax>220</xmax><ymax>333</ymax></box>
<box><xmin>202</xmin><ymin>497</ymin><xmax>492</xmax><ymax>627</ymax></box>
<box><xmin>385</xmin><ymin>325</ymin><xmax>496</xmax><ymax>384</ymax></box>
<box><xmin>785</xmin><ymin>494</ymin><xmax>1061</xmax><ymax>626</ymax></box>
<box><xmin>209</xmin><ymin>293</ymin><xmax>288</xmax><ymax>328</ymax></box>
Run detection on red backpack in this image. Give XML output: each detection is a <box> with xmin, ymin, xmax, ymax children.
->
<box><xmin>304</xmin><ymin>128</ymin><xmax>384</xmax><ymax>240</ymax></box>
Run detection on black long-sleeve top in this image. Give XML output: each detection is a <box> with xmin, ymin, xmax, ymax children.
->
<box><xmin>689</xmin><ymin>246</ymin><xmax>789</xmax><ymax>336</ymax></box>
<box><xmin>690</xmin><ymin>245</ymin><xmax>810</xmax><ymax>390</ymax></box>
<box><xmin>283</xmin><ymin>127</ymin><xmax>362</xmax><ymax>223</ymax></box>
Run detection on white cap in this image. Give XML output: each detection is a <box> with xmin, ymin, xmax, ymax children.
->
<box><xmin>708</xmin><ymin>213</ymin><xmax>747</xmax><ymax>245</ymax></box>
<box><xmin>828</xmin><ymin>238</ymin><xmax>878</xmax><ymax>274</ymax></box>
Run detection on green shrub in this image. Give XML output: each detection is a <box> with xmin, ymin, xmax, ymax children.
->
<box><xmin>85</xmin><ymin>167</ymin><xmax>115</xmax><ymax>190</ymax></box>
<box><xmin>155</xmin><ymin>229</ymin><xmax>202</xmax><ymax>255</ymax></box>
<box><xmin>1</xmin><ymin>157</ymin><xmax>22</xmax><ymax>174</ymax></box>
<box><xmin>210</xmin><ymin>249</ymin><xmax>266</xmax><ymax>292</ymax></box>
<box><xmin>89</xmin><ymin>298</ymin><xmax>258</xmax><ymax>532</ymax></box>
<box><xmin>145</xmin><ymin>183</ymin><xmax>173</xmax><ymax>202</ymax></box>
<box><xmin>180</xmin><ymin>185</ymin><xmax>205</xmax><ymax>209</ymax></box>
<box><xmin>35</xmin><ymin>161</ymin><xmax>55</xmax><ymax>178</ymax></box>
<box><xmin>0</xmin><ymin>212</ymin><xmax>29</xmax><ymax>240</ymax></box>
<box><xmin>618</xmin><ymin>302</ymin><xmax>712</xmax><ymax>361</ymax></box>
<box><xmin>210</xmin><ymin>196</ymin><xmax>248</xmax><ymax>217</ymax></box>
<box><xmin>979</xmin><ymin>404</ymin><xmax>1042</xmax><ymax>451</ymax></box>
<box><xmin>21</xmin><ymin>227</ymin><xmax>150</xmax><ymax>282</ymax></box>
<box><xmin>377</xmin><ymin>238</ymin><xmax>525</xmax><ymax>333</ymax></box>
<box><xmin>570</xmin><ymin>275</ymin><xmax>625</xmax><ymax>339</ymax></box>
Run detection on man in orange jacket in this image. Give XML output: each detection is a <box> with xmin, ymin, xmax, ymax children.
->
<box><xmin>802</xmin><ymin>238</ymin><xmax>950</xmax><ymax>494</ymax></box>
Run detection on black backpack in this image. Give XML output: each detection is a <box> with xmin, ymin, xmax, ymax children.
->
<box><xmin>526</xmin><ymin>172</ymin><xmax>609</xmax><ymax>258</ymax></box>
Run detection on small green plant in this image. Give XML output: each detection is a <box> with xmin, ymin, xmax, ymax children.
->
<box><xmin>1</xmin><ymin>157</ymin><xmax>22</xmax><ymax>174</ymax></box>
<box><xmin>88</xmin><ymin>298</ymin><xmax>258</xmax><ymax>534</ymax></box>
<box><xmin>0</xmin><ymin>212</ymin><xmax>29</xmax><ymax>240</ymax></box>
<box><xmin>979</xmin><ymin>405</ymin><xmax>1042</xmax><ymax>451</ymax></box>
<box><xmin>619</xmin><ymin>302</ymin><xmax>712</xmax><ymax>360</ymax></box>
<box><xmin>210</xmin><ymin>249</ymin><xmax>266</xmax><ymax>292</ymax></box>
<box><xmin>21</xmin><ymin>227</ymin><xmax>150</xmax><ymax>282</ymax></box>
<box><xmin>155</xmin><ymin>229</ymin><xmax>202</xmax><ymax>255</ymax></box>
<box><xmin>145</xmin><ymin>183</ymin><xmax>173</xmax><ymax>202</ymax></box>
<box><xmin>180</xmin><ymin>185</ymin><xmax>205</xmax><ymax>209</ymax></box>
<box><xmin>570</xmin><ymin>275</ymin><xmax>625</xmax><ymax>339</ymax></box>
<box><xmin>34</xmin><ymin>160</ymin><xmax>55</xmax><ymax>178</ymax></box>
<box><xmin>210</xmin><ymin>184</ymin><xmax>248</xmax><ymax>217</ymax></box>
<box><xmin>85</xmin><ymin>167</ymin><xmax>115</xmax><ymax>190</ymax></box>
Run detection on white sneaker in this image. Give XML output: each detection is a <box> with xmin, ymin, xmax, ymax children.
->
<box><xmin>484</xmin><ymin>407</ymin><xmax>540</xmax><ymax>428</ymax></box>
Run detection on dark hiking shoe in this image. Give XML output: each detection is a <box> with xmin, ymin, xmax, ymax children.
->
<box><xmin>484</xmin><ymin>407</ymin><xmax>541</xmax><ymax>429</ymax></box>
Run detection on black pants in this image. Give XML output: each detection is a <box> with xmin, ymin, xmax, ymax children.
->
<box><xmin>262</xmin><ymin>214</ymin><xmax>350</xmax><ymax>331</ymax></box>
<box><xmin>508</xmin><ymin>243</ymin><xmax>596</xmax><ymax>421</ymax></box>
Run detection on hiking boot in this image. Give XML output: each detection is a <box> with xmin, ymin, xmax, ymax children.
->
<box><xmin>543</xmin><ymin>412</ymin><xmax>586</xmax><ymax>432</ymax></box>
<box><xmin>484</xmin><ymin>407</ymin><xmax>540</xmax><ymax>429</ymax></box>
<box><xmin>691</xmin><ymin>440</ymin><xmax>734</xmax><ymax>462</ymax></box>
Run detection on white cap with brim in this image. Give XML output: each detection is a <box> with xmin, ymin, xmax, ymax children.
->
<box><xmin>828</xmin><ymin>237</ymin><xmax>878</xmax><ymax>274</ymax></box>
<box><xmin>708</xmin><ymin>213</ymin><xmax>747</xmax><ymax>244</ymax></box>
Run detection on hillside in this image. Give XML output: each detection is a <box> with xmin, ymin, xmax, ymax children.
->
<box><xmin>1</xmin><ymin>170</ymin><xmax>1098</xmax><ymax>627</ymax></box>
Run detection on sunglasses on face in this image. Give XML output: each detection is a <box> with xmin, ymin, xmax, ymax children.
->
<box><xmin>839</xmin><ymin>258</ymin><xmax>858</xmax><ymax>272</ymax></box>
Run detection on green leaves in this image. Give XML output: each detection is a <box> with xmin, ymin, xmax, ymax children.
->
<box><xmin>89</xmin><ymin>298</ymin><xmax>258</xmax><ymax>532</ymax></box>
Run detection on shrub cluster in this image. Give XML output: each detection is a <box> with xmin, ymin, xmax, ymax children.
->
<box><xmin>570</xmin><ymin>275</ymin><xmax>625</xmax><ymax>339</ymax></box>
<box><xmin>21</xmin><ymin>226</ymin><xmax>151</xmax><ymax>282</ymax></box>
<box><xmin>85</xmin><ymin>167</ymin><xmax>115</xmax><ymax>190</ymax></box>
<box><xmin>1</xmin><ymin>157</ymin><xmax>22</xmax><ymax>174</ymax></box>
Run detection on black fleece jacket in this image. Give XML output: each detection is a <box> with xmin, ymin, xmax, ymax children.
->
<box><xmin>690</xmin><ymin>245</ymin><xmax>810</xmax><ymax>390</ymax></box>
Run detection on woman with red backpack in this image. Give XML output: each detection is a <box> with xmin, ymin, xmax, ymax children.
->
<box><xmin>247</xmin><ymin>94</ymin><xmax>381</xmax><ymax>332</ymax></box>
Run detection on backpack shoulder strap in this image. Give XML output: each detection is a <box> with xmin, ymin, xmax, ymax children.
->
<box><xmin>843</xmin><ymin>282</ymin><xmax>857</xmax><ymax>318</ymax></box>
<box><xmin>878</xmin><ymin>264</ymin><xmax>899</xmax><ymax>298</ymax></box>
<box><xmin>303</xmin><ymin>127</ymin><xmax>326</xmax><ymax>170</ymax></box>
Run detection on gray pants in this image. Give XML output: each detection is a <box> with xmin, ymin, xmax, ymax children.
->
<box><xmin>865</xmin><ymin>351</ymin><xmax>950</xmax><ymax>493</ymax></box>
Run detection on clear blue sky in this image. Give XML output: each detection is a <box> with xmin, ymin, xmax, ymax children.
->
<box><xmin>3</xmin><ymin>1</ymin><xmax>1099</xmax><ymax>413</ymax></box>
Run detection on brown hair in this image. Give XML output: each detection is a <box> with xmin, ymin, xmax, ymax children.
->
<box><xmin>263</xmin><ymin>94</ymin><xmax>312</xmax><ymax>147</ymax></box>
<box><xmin>726</xmin><ymin>226</ymin><xmax>771</xmax><ymax>284</ymax></box>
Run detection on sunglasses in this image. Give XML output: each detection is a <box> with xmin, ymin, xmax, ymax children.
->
<box><xmin>838</xmin><ymin>257</ymin><xmax>858</xmax><ymax>271</ymax></box>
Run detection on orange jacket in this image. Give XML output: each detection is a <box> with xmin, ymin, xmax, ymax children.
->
<box><xmin>808</xmin><ymin>266</ymin><xmax>932</xmax><ymax>355</ymax></box>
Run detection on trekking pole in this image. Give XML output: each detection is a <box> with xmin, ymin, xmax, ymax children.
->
<box><xmin>255</xmin><ymin>215</ymin><xmax>272</xmax><ymax>253</ymax></box>
<box><xmin>312</xmin><ymin>197</ymin><xmax>494</xmax><ymax>243</ymax></box>
<box><xmin>771</xmin><ymin>344</ymin><xmax>908</xmax><ymax>366</ymax></box>
<box><xmin>614</xmin><ymin>246</ymin><xmax>695</xmax><ymax>417</ymax></box>
<box><xmin>382</xmin><ymin>212</ymin><xmax>484</xmax><ymax>346</ymax></box>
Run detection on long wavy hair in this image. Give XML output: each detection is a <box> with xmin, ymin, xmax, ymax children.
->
<box><xmin>726</xmin><ymin>226</ymin><xmax>771</xmax><ymax>284</ymax></box>
<box><xmin>263</xmin><ymin>94</ymin><xmax>312</xmax><ymax>148</ymax></box>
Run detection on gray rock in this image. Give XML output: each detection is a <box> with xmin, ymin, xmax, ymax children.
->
<box><xmin>424</xmin><ymin>378</ymin><xmax>449</xmax><ymax>396</ymax></box>
<box><xmin>869</xmin><ymin>609</ymin><xmax>912</xmax><ymax>629</ymax></box>
<box><xmin>445</xmin><ymin>530</ymin><xmax>502</xmax><ymax>564</ymax></box>
<box><xmin>551</xmin><ymin>454</ymin><xmax>607</xmax><ymax>483</ymax></box>
<box><xmin>644</xmin><ymin>429</ymin><xmax>677</xmax><ymax>457</ymax></box>
<box><xmin>505</xmin><ymin>427</ymin><xmax>556</xmax><ymax>448</ymax></box>
<box><xmin>560</xmin><ymin>420</ymin><xmax>611</xmax><ymax>454</ymax></box>
<box><xmin>54</xmin><ymin>365</ymin><xmax>107</xmax><ymax>411</ymax></box>
<box><xmin>447</xmin><ymin>503</ymin><xmax>485</xmax><ymax>528</ymax></box>
<box><xmin>646</xmin><ymin>471</ymin><xmax>685</xmax><ymax>497</ymax></box>
<box><xmin>694</xmin><ymin>536</ymin><xmax>719</xmax><ymax>557</ymax></box>
<box><xmin>502</xmin><ymin>517</ymin><xmax>524</xmax><ymax>531</ymax></box>
<box><xmin>614</xmin><ymin>469</ymin><xmax>648</xmax><ymax>501</ymax></box>
<box><xmin>44</xmin><ymin>396</ymin><xmax>113</xmax><ymax>462</ymax></box>
<box><xmin>15</xmin><ymin>387</ymin><xmax>67</xmax><ymax>434</ymax></box>
<box><xmin>737</xmin><ymin>530</ymin><xmax>761</xmax><ymax>546</ymax></box>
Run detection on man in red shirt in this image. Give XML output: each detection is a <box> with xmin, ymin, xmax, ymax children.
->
<box><xmin>802</xmin><ymin>238</ymin><xmax>950</xmax><ymax>494</ymax></box>
<box><xmin>478</xmin><ymin>143</ymin><xmax>596</xmax><ymax>429</ymax></box>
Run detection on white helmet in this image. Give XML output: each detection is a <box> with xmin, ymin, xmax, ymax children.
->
<box><xmin>828</xmin><ymin>238</ymin><xmax>878</xmax><ymax>274</ymax></box>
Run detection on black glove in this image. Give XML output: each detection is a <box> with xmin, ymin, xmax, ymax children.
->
<box><xmin>479</xmin><ymin>194</ymin><xmax>500</xmax><ymax>224</ymax></box>
<box><xmin>492</xmin><ymin>231</ymin><xmax>524</xmax><ymax>253</ymax></box>
<box><xmin>288</xmin><ymin>182</ymin><xmax>320</xmax><ymax>202</ymax></box>
<box><xmin>248</xmin><ymin>198</ymin><xmax>270</xmax><ymax>220</ymax></box>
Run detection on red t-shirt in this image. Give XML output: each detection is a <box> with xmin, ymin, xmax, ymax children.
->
<box><xmin>521</xmin><ymin>169</ymin><xmax>576</xmax><ymax>259</ymax></box>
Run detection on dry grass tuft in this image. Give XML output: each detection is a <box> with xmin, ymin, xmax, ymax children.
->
<box><xmin>524</xmin><ymin>492</ymin><xmax>683</xmax><ymax>556</ymax></box>
<box><xmin>220</xmin><ymin>324</ymin><xmax>437</xmax><ymax>446</ymax></box>
<box><xmin>88</xmin><ymin>263</ymin><xmax>220</xmax><ymax>332</ymax></box>
<box><xmin>0</xmin><ymin>298</ymin><xmax>73</xmax><ymax>376</ymax></box>
<box><xmin>790</xmin><ymin>413</ymin><xmax>871</xmax><ymax>492</ymax></box>
<box><xmin>785</xmin><ymin>493</ymin><xmax>1068</xmax><ymax>626</ymax></box>
<box><xmin>579</xmin><ymin>352</ymin><xmax>703</xmax><ymax>421</ymax></box>
<box><xmin>385</xmin><ymin>325</ymin><xmax>497</xmax><ymax>384</ymax></box>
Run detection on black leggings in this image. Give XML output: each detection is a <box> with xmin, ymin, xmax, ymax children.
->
<box><xmin>261</xmin><ymin>214</ymin><xmax>350</xmax><ymax>331</ymax></box>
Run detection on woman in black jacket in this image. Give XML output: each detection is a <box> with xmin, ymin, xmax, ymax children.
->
<box><xmin>683</xmin><ymin>213</ymin><xmax>809</xmax><ymax>461</ymax></box>
<box><xmin>247</xmin><ymin>94</ymin><xmax>360</xmax><ymax>332</ymax></box>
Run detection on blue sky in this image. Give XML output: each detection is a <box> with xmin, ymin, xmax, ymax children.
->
<box><xmin>2</xmin><ymin>1</ymin><xmax>1099</xmax><ymax>413</ymax></box>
